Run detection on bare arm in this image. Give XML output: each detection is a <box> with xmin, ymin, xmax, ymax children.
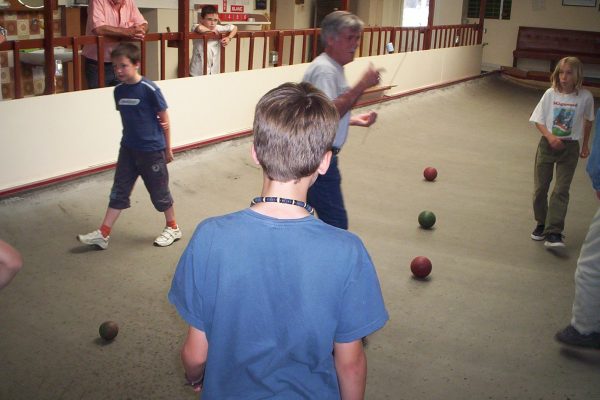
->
<box><xmin>157</xmin><ymin>110</ymin><xmax>173</xmax><ymax>163</ymax></box>
<box><xmin>580</xmin><ymin>119</ymin><xmax>592</xmax><ymax>158</ymax></box>
<box><xmin>333</xmin><ymin>63</ymin><xmax>380</xmax><ymax>117</ymax></box>
<box><xmin>0</xmin><ymin>239</ymin><xmax>23</xmax><ymax>289</ymax></box>
<box><xmin>181</xmin><ymin>326</ymin><xmax>208</xmax><ymax>393</ymax></box>
<box><xmin>221</xmin><ymin>25</ymin><xmax>238</xmax><ymax>46</ymax></box>
<box><xmin>93</xmin><ymin>23</ymin><xmax>148</xmax><ymax>40</ymax></box>
<box><xmin>535</xmin><ymin>122</ymin><xmax>564</xmax><ymax>151</ymax></box>
<box><xmin>334</xmin><ymin>340</ymin><xmax>367</xmax><ymax>400</ymax></box>
<box><xmin>193</xmin><ymin>24</ymin><xmax>212</xmax><ymax>33</ymax></box>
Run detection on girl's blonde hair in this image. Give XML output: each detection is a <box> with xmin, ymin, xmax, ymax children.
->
<box><xmin>550</xmin><ymin>57</ymin><xmax>583</xmax><ymax>93</ymax></box>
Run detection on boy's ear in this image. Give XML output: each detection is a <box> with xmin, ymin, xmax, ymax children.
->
<box><xmin>317</xmin><ymin>150</ymin><xmax>332</xmax><ymax>176</ymax></box>
<box><xmin>251</xmin><ymin>144</ymin><xmax>261</xmax><ymax>165</ymax></box>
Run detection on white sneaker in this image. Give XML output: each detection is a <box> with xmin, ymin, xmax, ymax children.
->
<box><xmin>77</xmin><ymin>229</ymin><xmax>109</xmax><ymax>250</ymax></box>
<box><xmin>154</xmin><ymin>226</ymin><xmax>182</xmax><ymax>247</ymax></box>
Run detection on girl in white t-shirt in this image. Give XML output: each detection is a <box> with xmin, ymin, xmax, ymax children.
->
<box><xmin>529</xmin><ymin>57</ymin><xmax>595</xmax><ymax>248</ymax></box>
<box><xmin>189</xmin><ymin>6</ymin><xmax>238</xmax><ymax>77</ymax></box>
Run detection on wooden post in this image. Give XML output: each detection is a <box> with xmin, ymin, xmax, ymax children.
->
<box><xmin>424</xmin><ymin>0</ymin><xmax>435</xmax><ymax>50</ymax></box>
<box><xmin>178</xmin><ymin>0</ymin><xmax>190</xmax><ymax>77</ymax></box>
<box><xmin>43</xmin><ymin>0</ymin><xmax>57</xmax><ymax>95</ymax></box>
<box><xmin>477</xmin><ymin>0</ymin><xmax>487</xmax><ymax>44</ymax></box>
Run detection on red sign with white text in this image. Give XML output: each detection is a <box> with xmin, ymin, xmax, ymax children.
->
<box><xmin>231</xmin><ymin>5</ymin><xmax>244</xmax><ymax>12</ymax></box>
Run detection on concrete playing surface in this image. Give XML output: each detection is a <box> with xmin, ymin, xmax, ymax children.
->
<box><xmin>1</xmin><ymin>75</ymin><xmax>599</xmax><ymax>399</ymax></box>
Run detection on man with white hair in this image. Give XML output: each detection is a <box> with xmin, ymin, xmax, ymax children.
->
<box><xmin>303</xmin><ymin>10</ymin><xmax>381</xmax><ymax>230</ymax></box>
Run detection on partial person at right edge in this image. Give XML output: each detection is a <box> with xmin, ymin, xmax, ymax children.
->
<box><xmin>82</xmin><ymin>0</ymin><xmax>148</xmax><ymax>89</ymax></box>
<box><xmin>555</xmin><ymin>108</ymin><xmax>600</xmax><ymax>349</ymax></box>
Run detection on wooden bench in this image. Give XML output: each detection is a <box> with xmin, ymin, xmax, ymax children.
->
<box><xmin>513</xmin><ymin>26</ymin><xmax>600</xmax><ymax>70</ymax></box>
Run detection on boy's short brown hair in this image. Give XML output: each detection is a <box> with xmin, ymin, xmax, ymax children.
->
<box><xmin>253</xmin><ymin>82</ymin><xmax>338</xmax><ymax>182</ymax></box>
<box><xmin>110</xmin><ymin>42</ymin><xmax>141</xmax><ymax>65</ymax></box>
<box><xmin>200</xmin><ymin>5</ymin><xmax>218</xmax><ymax>18</ymax></box>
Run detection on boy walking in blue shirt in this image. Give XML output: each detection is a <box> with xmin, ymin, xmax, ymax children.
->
<box><xmin>78</xmin><ymin>43</ymin><xmax>181</xmax><ymax>249</ymax></box>
<box><xmin>169</xmin><ymin>82</ymin><xmax>388</xmax><ymax>398</ymax></box>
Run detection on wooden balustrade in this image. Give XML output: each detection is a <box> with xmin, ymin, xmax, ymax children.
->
<box><xmin>0</xmin><ymin>24</ymin><xmax>481</xmax><ymax>100</ymax></box>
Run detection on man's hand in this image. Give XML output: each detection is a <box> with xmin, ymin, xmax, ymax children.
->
<box><xmin>350</xmin><ymin>111</ymin><xmax>377</xmax><ymax>127</ymax></box>
<box><xmin>359</xmin><ymin>63</ymin><xmax>381</xmax><ymax>91</ymax></box>
<box><xmin>130</xmin><ymin>24</ymin><xmax>146</xmax><ymax>40</ymax></box>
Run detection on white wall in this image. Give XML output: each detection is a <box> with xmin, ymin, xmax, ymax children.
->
<box><xmin>0</xmin><ymin>45</ymin><xmax>482</xmax><ymax>194</ymax></box>
<box><xmin>141</xmin><ymin>8</ymin><xmax>181</xmax><ymax>81</ymax></box>
<box><xmin>434</xmin><ymin>0</ymin><xmax>463</xmax><ymax>25</ymax></box>
<box><xmin>465</xmin><ymin>1</ymin><xmax>600</xmax><ymax>73</ymax></box>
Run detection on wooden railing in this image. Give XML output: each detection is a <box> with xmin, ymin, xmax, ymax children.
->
<box><xmin>0</xmin><ymin>23</ymin><xmax>480</xmax><ymax>100</ymax></box>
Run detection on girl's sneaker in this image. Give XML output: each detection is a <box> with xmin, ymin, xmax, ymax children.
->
<box><xmin>544</xmin><ymin>233</ymin><xmax>565</xmax><ymax>248</ymax></box>
<box><xmin>530</xmin><ymin>224</ymin><xmax>545</xmax><ymax>241</ymax></box>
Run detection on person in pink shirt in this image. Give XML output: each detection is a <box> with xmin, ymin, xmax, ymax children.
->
<box><xmin>82</xmin><ymin>0</ymin><xmax>147</xmax><ymax>88</ymax></box>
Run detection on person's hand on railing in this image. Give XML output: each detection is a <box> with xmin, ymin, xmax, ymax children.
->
<box><xmin>220</xmin><ymin>36</ymin><xmax>231</xmax><ymax>47</ymax></box>
<box><xmin>130</xmin><ymin>24</ymin><xmax>146</xmax><ymax>41</ymax></box>
<box><xmin>0</xmin><ymin>25</ymin><xmax>7</xmax><ymax>44</ymax></box>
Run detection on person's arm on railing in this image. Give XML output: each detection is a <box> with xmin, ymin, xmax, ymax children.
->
<box><xmin>93</xmin><ymin>23</ymin><xmax>148</xmax><ymax>41</ymax></box>
<box><xmin>0</xmin><ymin>25</ymin><xmax>7</xmax><ymax>45</ymax></box>
<box><xmin>221</xmin><ymin>25</ymin><xmax>238</xmax><ymax>47</ymax></box>
<box><xmin>193</xmin><ymin>23</ymin><xmax>211</xmax><ymax>33</ymax></box>
<box><xmin>89</xmin><ymin>0</ymin><xmax>148</xmax><ymax>41</ymax></box>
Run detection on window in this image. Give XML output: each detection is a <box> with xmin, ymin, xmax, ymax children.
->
<box><xmin>402</xmin><ymin>0</ymin><xmax>429</xmax><ymax>27</ymax></box>
<box><xmin>467</xmin><ymin>0</ymin><xmax>512</xmax><ymax>20</ymax></box>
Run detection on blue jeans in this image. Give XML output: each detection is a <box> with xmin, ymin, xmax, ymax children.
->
<box><xmin>307</xmin><ymin>155</ymin><xmax>348</xmax><ymax>230</ymax></box>
<box><xmin>85</xmin><ymin>57</ymin><xmax>118</xmax><ymax>89</ymax></box>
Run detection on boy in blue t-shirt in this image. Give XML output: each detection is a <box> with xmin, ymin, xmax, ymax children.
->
<box><xmin>77</xmin><ymin>43</ymin><xmax>181</xmax><ymax>249</ymax></box>
<box><xmin>169</xmin><ymin>82</ymin><xmax>388</xmax><ymax>398</ymax></box>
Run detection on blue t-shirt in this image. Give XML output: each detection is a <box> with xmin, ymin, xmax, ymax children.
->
<box><xmin>587</xmin><ymin>108</ymin><xmax>600</xmax><ymax>191</ymax></box>
<box><xmin>114</xmin><ymin>77</ymin><xmax>168</xmax><ymax>151</ymax></box>
<box><xmin>168</xmin><ymin>209</ymin><xmax>388</xmax><ymax>399</ymax></box>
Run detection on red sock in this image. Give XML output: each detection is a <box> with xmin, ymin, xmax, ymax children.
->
<box><xmin>100</xmin><ymin>225</ymin><xmax>111</xmax><ymax>238</ymax></box>
<box><xmin>167</xmin><ymin>220</ymin><xmax>178</xmax><ymax>229</ymax></box>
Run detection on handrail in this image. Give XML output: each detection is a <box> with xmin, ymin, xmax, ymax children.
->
<box><xmin>0</xmin><ymin>23</ymin><xmax>481</xmax><ymax>101</ymax></box>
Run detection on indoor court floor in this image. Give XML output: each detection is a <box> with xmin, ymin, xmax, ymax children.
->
<box><xmin>1</xmin><ymin>75</ymin><xmax>599</xmax><ymax>399</ymax></box>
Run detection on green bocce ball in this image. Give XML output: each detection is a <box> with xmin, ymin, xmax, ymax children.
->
<box><xmin>418</xmin><ymin>211</ymin><xmax>436</xmax><ymax>229</ymax></box>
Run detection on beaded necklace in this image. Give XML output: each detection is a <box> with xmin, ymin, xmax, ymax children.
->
<box><xmin>250</xmin><ymin>196</ymin><xmax>315</xmax><ymax>216</ymax></box>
